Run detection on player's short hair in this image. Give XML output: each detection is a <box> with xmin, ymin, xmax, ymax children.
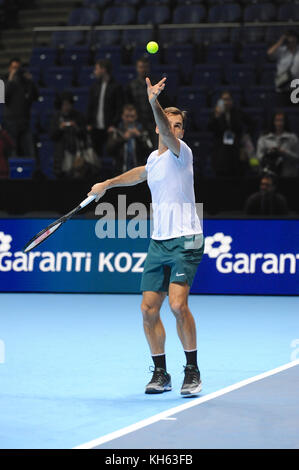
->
<box><xmin>163</xmin><ymin>107</ymin><xmax>187</xmax><ymax>129</ymax></box>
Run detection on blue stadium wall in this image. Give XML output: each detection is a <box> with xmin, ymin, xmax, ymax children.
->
<box><xmin>0</xmin><ymin>218</ymin><xmax>298</xmax><ymax>295</ymax></box>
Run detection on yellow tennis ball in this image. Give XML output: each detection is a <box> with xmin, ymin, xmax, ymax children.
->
<box><xmin>146</xmin><ymin>41</ymin><xmax>159</xmax><ymax>54</ymax></box>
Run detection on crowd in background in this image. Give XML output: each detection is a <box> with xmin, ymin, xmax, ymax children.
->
<box><xmin>1</xmin><ymin>29</ymin><xmax>299</xmax><ymax>216</ymax></box>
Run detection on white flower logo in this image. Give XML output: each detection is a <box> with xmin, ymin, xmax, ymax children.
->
<box><xmin>204</xmin><ymin>232</ymin><xmax>232</xmax><ymax>258</ymax></box>
<box><xmin>0</xmin><ymin>232</ymin><xmax>12</xmax><ymax>252</ymax></box>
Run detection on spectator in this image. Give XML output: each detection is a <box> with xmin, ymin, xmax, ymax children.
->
<box><xmin>125</xmin><ymin>57</ymin><xmax>170</xmax><ymax>147</ymax></box>
<box><xmin>244</xmin><ymin>173</ymin><xmax>289</xmax><ymax>216</ymax></box>
<box><xmin>86</xmin><ymin>59</ymin><xmax>123</xmax><ymax>159</ymax></box>
<box><xmin>0</xmin><ymin>125</ymin><xmax>14</xmax><ymax>179</ymax></box>
<box><xmin>256</xmin><ymin>111</ymin><xmax>299</xmax><ymax>177</ymax></box>
<box><xmin>267</xmin><ymin>29</ymin><xmax>299</xmax><ymax>107</ymax></box>
<box><xmin>50</xmin><ymin>92</ymin><xmax>88</xmax><ymax>179</ymax></box>
<box><xmin>3</xmin><ymin>57</ymin><xmax>39</xmax><ymax>158</ymax></box>
<box><xmin>106</xmin><ymin>103</ymin><xmax>153</xmax><ymax>174</ymax></box>
<box><xmin>208</xmin><ymin>91</ymin><xmax>255</xmax><ymax>177</ymax></box>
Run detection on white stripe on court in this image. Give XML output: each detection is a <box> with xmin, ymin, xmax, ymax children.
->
<box><xmin>74</xmin><ymin>359</ymin><xmax>299</xmax><ymax>449</ymax></box>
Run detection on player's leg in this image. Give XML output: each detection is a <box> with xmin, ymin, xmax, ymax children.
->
<box><xmin>141</xmin><ymin>290</ymin><xmax>171</xmax><ymax>394</ymax></box>
<box><xmin>168</xmin><ymin>281</ymin><xmax>201</xmax><ymax>396</ymax></box>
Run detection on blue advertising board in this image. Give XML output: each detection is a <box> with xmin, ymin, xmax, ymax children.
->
<box><xmin>0</xmin><ymin>218</ymin><xmax>298</xmax><ymax>295</ymax></box>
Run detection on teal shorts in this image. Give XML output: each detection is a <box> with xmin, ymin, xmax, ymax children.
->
<box><xmin>140</xmin><ymin>233</ymin><xmax>205</xmax><ymax>293</ymax></box>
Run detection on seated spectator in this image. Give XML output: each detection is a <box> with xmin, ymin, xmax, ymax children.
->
<box><xmin>207</xmin><ymin>91</ymin><xmax>255</xmax><ymax>177</ymax></box>
<box><xmin>86</xmin><ymin>59</ymin><xmax>123</xmax><ymax>159</ymax></box>
<box><xmin>256</xmin><ymin>111</ymin><xmax>299</xmax><ymax>177</ymax></box>
<box><xmin>106</xmin><ymin>104</ymin><xmax>153</xmax><ymax>174</ymax></box>
<box><xmin>3</xmin><ymin>57</ymin><xmax>39</xmax><ymax>158</ymax></box>
<box><xmin>125</xmin><ymin>57</ymin><xmax>170</xmax><ymax>147</ymax></box>
<box><xmin>267</xmin><ymin>30</ymin><xmax>299</xmax><ymax>107</ymax></box>
<box><xmin>244</xmin><ymin>173</ymin><xmax>289</xmax><ymax>216</ymax></box>
<box><xmin>50</xmin><ymin>92</ymin><xmax>89</xmax><ymax>179</ymax></box>
<box><xmin>0</xmin><ymin>125</ymin><xmax>14</xmax><ymax>179</ymax></box>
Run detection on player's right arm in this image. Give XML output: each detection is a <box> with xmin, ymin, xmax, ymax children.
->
<box><xmin>88</xmin><ymin>166</ymin><xmax>147</xmax><ymax>200</ymax></box>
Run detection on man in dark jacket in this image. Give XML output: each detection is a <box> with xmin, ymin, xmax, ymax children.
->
<box><xmin>208</xmin><ymin>91</ymin><xmax>255</xmax><ymax>177</ymax></box>
<box><xmin>244</xmin><ymin>173</ymin><xmax>289</xmax><ymax>216</ymax></box>
<box><xmin>3</xmin><ymin>57</ymin><xmax>39</xmax><ymax>157</ymax></box>
<box><xmin>106</xmin><ymin>103</ymin><xmax>153</xmax><ymax>174</ymax></box>
<box><xmin>86</xmin><ymin>59</ymin><xmax>123</xmax><ymax>159</ymax></box>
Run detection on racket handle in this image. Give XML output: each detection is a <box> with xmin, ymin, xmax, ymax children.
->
<box><xmin>79</xmin><ymin>194</ymin><xmax>97</xmax><ymax>209</ymax></box>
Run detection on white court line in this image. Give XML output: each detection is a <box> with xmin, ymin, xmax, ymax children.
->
<box><xmin>74</xmin><ymin>359</ymin><xmax>299</xmax><ymax>449</ymax></box>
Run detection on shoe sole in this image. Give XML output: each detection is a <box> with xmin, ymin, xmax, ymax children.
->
<box><xmin>145</xmin><ymin>385</ymin><xmax>172</xmax><ymax>394</ymax></box>
<box><xmin>180</xmin><ymin>382</ymin><xmax>202</xmax><ymax>397</ymax></box>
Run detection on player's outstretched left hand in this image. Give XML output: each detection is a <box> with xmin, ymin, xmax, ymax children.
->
<box><xmin>146</xmin><ymin>77</ymin><xmax>166</xmax><ymax>104</ymax></box>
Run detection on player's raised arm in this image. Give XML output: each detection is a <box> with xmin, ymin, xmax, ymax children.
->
<box><xmin>88</xmin><ymin>166</ymin><xmax>147</xmax><ymax>200</ymax></box>
<box><xmin>146</xmin><ymin>77</ymin><xmax>181</xmax><ymax>157</ymax></box>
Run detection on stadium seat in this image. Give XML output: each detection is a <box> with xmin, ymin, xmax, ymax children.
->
<box><xmin>244</xmin><ymin>86</ymin><xmax>276</xmax><ymax>108</ymax></box>
<box><xmin>77</xmin><ymin>66</ymin><xmax>95</xmax><ymax>87</ymax></box>
<box><xmin>193</xmin><ymin>28</ymin><xmax>230</xmax><ymax>45</ymax></box>
<box><xmin>30</xmin><ymin>47</ymin><xmax>57</xmax><ymax>70</ymax></box>
<box><xmin>68</xmin><ymin>7</ymin><xmax>100</xmax><ymax>26</ymax></box>
<box><xmin>260</xmin><ymin>64</ymin><xmax>276</xmax><ymax>86</ymax></box>
<box><xmin>115</xmin><ymin>66</ymin><xmax>136</xmax><ymax>86</ymax></box>
<box><xmin>206</xmin><ymin>44</ymin><xmax>235</xmax><ymax>64</ymax></box>
<box><xmin>231</xmin><ymin>26</ymin><xmax>265</xmax><ymax>44</ymax></box>
<box><xmin>8</xmin><ymin>158</ymin><xmax>36</xmax><ymax>179</ymax></box>
<box><xmin>243</xmin><ymin>4</ymin><xmax>277</xmax><ymax>22</ymax></box>
<box><xmin>151</xmin><ymin>65</ymin><xmax>179</xmax><ymax>100</ymax></box>
<box><xmin>62</xmin><ymin>46</ymin><xmax>91</xmax><ymax>68</ymax></box>
<box><xmin>192</xmin><ymin>65</ymin><xmax>223</xmax><ymax>88</ymax></box>
<box><xmin>241</xmin><ymin>43</ymin><xmax>268</xmax><ymax>66</ymax></box>
<box><xmin>32</xmin><ymin>88</ymin><xmax>56</xmax><ymax>115</ymax></box>
<box><xmin>83</xmin><ymin>0</ymin><xmax>109</xmax><ymax>7</ymax></box>
<box><xmin>51</xmin><ymin>31</ymin><xmax>85</xmax><ymax>48</ymax></box>
<box><xmin>164</xmin><ymin>45</ymin><xmax>194</xmax><ymax>81</ymax></box>
<box><xmin>102</xmin><ymin>6</ymin><xmax>136</xmax><ymax>25</ymax></box>
<box><xmin>89</xmin><ymin>30</ymin><xmax>121</xmax><ymax>47</ymax></box>
<box><xmin>225</xmin><ymin>64</ymin><xmax>257</xmax><ymax>87</ymax></box>
<box><xmin>176</xmin><ymin>87</ymin><xmax>207</xmax><ymax>114</ymax></box>
<box><xmin>193</xmin><ymin>107</ymin><xmax>213</xmax><ymax>131</ymax></box>
<box><xmin>44</xmin><ymin>66</ymin><xmax>74</xmax><ymax>91</ymax></box>
<box><xmin>172</xmin><ymin>5</ymin><xmax>207</xmax><ymax>23</ymax></box>
<box><xmin>137</xmin><ymin>6</ymin><xmax>171</xmax><ymax>24</ymax></box>
<box><xmin>66</xmin><ymin>87</ymin><xmax>89</xmax><ymax>113</ymax></box>
<box><xmin>278</xmin><ymin>4</ymin><xmax>299</xmax><ymax>21</ymax></box>
<box><xmin>208</xmin><ymin>3</ymin><xmax>242</xmax><ymax>22</ymax></box>
<box><xmin>36</xmin><ymin>137</ymin><xmax>55</xmax><ymax>179</ymax></box>
<box><xmin>159</xmin><ymin>28</ymin><xmax>193</xmax><ymax>46</ymax></box>
<box><xmin>95</xmin><ymin>45</ymin><xmax>123</xmax><ymax>72</ymax></box>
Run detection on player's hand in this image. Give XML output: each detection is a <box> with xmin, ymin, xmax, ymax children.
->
<box><xmin>146</xmin><ymin>77</ymin><xmax>166</xmax><ymax>104</ymax></box>
<box><xmin>88</xmin><ymin>181</ymin><xmax>109</xmax><ymax>201</ymax></box>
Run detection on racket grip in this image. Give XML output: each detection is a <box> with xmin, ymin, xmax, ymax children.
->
<box><xmin>79</xmin><ymin>194</ymin><xmax>97</xmax><ymax>209</ymax></box>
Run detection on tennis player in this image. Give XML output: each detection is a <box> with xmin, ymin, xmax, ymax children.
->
<box><xmin>88</xmin><ymin>77</ymin><xmax>204</xmax><ymax>396</ymax></box>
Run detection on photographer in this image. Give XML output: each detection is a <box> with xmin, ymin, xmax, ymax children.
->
<box><xmin>256</xmin><ymin>111</ymin><xmax>299</xmax><ymax>177</ymax></box>
<box><xmin>106</xmin><ymin>103</ymin><xmax>153</xmax><ymax>174</ymax></box>
<box><xmin>3</xmin><ymin>57</ymin><xmax>39</xmax><ymax>157</ymax></box>
<box><xmin>267</xmin><ymin>30</ymin><xmax>299</xmax><ymax>106</ymax></box>
<box><xmin>50</xmin><ymin>92</ymin><xmax>89</xmax><ymax>179</ymax></box>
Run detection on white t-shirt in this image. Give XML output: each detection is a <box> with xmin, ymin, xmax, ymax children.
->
<box><xmin>145</xmin><ymin>139</ymin><xmax>203</xmax><ymax>240</ymax></box>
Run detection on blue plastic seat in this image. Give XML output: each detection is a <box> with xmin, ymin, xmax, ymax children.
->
<box><xmin>231</xmin><ymin>27</ymin><xmax>265</xmax><ymax>44</ymax></box>
<box><xmin>115</xmin><ymin>66</ymin><xmax>136</xmax><ymax>85</ymax></box>
<box><xmin>121</xmin><ymin>29</ymin><xmax>153</xmax><ymax>47</ymax></box>
<box><xmin>62</xmin><ymin>47</ymin><xmax>91</xmax><ymax>68</ymax></box>
<box><xmin>193</xmin><ymin>28</ymin><xmax>230</xmax><ymax>45</ymax></box>
<box><xmin>176</xmin><ymin>87</ymin><xmax>207</xmax><ymax>113</ymax></box>
<box><xmin>241</xmin><ymin>43</ymin><xmax>268</xmax><ymax>65</ymax></box>
<box><xmin>68</xmin><ymin>7</ymin><xmax>100</xmax><ymax>26</ymax></box>
<box><xmin>208</xmin><ymin>4</ymin><xmax>242</xmax><ymax>22</ymax></box>
<box><xmin>206</xmin><ymin>44</ymin><xmax>235</xmax><ymax>64</ymax></box>
<box><xmin>102</xmin><ymin>6</ymin><xmax>136</xmax><ymax>25</ymax></box>
<box><xmin>225</xmin><ymin>64</ymin><xmax>256</xmax><ymax>87</ymax></box>
<box><xmin>51</xmin><ymin>31</ymin><xmax>85</xmax><ymax>48</ymax></box>
<box><xmin>164</xmin><ymin>44</ymin><xmax>194</xmax><ymax>81</ymax></box>
<box><xmin>44</xmin><ymin>67</ymin><xmax>74</xmax><ymax>91</ymax></box>
<box><xmin>173</xmin><ymin>5</ymin><xmax>207</xmax><ymax>23</ymax></box>
<box><xmin>260</xmin><ymin>64</ymin><xmax>276</xmax><ymax>85</ymax></box>
<box><xmin>194</xmin><ymin>108</ymin><xmax>213</xmax><ymax>132</ymax></box>
<box><xmin>89</xmin><ymin>30</ymin><xmax>121</xmax><ymax>47</ymax></box>
<box><xmin>192</xmin><ymin>65</ymin><xmax>223</xmax><ymax>88</ymax></box>
<box><xmin>36</xmin><ymin>137</ymin><xmax>55</xmax><ymax>179</ymax></box>
<box><xmin>243</xmin><ymin>4</ymin><xmax>277</xmax><ymax>22</ymax></box>
<box><xmin>159</xmin><ymin>28</ymin><xmax>193</xmax><ymax>46</ymax></box>
<box><xmin>137</xmin><ymin>5</ymin><xmax>171</xmax><ymax>24</ymax></box>
<box><xmin>32</xmin><ymin>88</ymin><xmax>56</xmax><ymax>115</ymax></box>
<box><xmin>95</xmin><ymin>45</ymin><xmax>122</xmax><ymax>72</ymax></box>
<box><xmin>66</xmin><ymin>87</ymin><xmax>89</xmax><ymax>113</ymax></box>
<box><xmin>151</xmin><ymin>65</ymin><xmax>179</xmax><ymax>100</ymax></box>
<box><xmin>278</xmin><ymin>4</ymin><xmax>299</xmax><ymax>21</ymax></box>
<box><xmin>244</xmin><ymin>86</ymin><xmax>276</xmax><ymax>108</ymax></box>
<box><xmin>8</xmin><ymin>158</ymin><xmax>36</xmax><ymax>179</ymax></box>
<box><xmin>30</xmin><ymin>47</ymin><xmax>57</xmax><ymax>70</ymax></box>
<box><xmin>77</xmin><ymin>66</ymin><xmax>95</xmax><ymax>87</ymax></box>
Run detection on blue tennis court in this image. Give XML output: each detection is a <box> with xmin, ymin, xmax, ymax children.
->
<box><xmin>0</xmin><ymin>293</ymin><xmax>298</xmax><ymax>449</ymax></box>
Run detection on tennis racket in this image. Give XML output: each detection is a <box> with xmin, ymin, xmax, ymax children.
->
<box><xmin>23</xmin><ymin>194</ymin><xmax>97</xmax><ymax>253</ymax></box>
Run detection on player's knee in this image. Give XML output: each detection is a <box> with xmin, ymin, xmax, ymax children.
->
<box><xmin>141</xmin><ymin>302</ymin><xmax>160</xmax><ymax>325</ymax></box>
<box><xmin>169</xmin><ymin>299</ymin><xmax>188</xmax><ymax>318</ymax></box>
